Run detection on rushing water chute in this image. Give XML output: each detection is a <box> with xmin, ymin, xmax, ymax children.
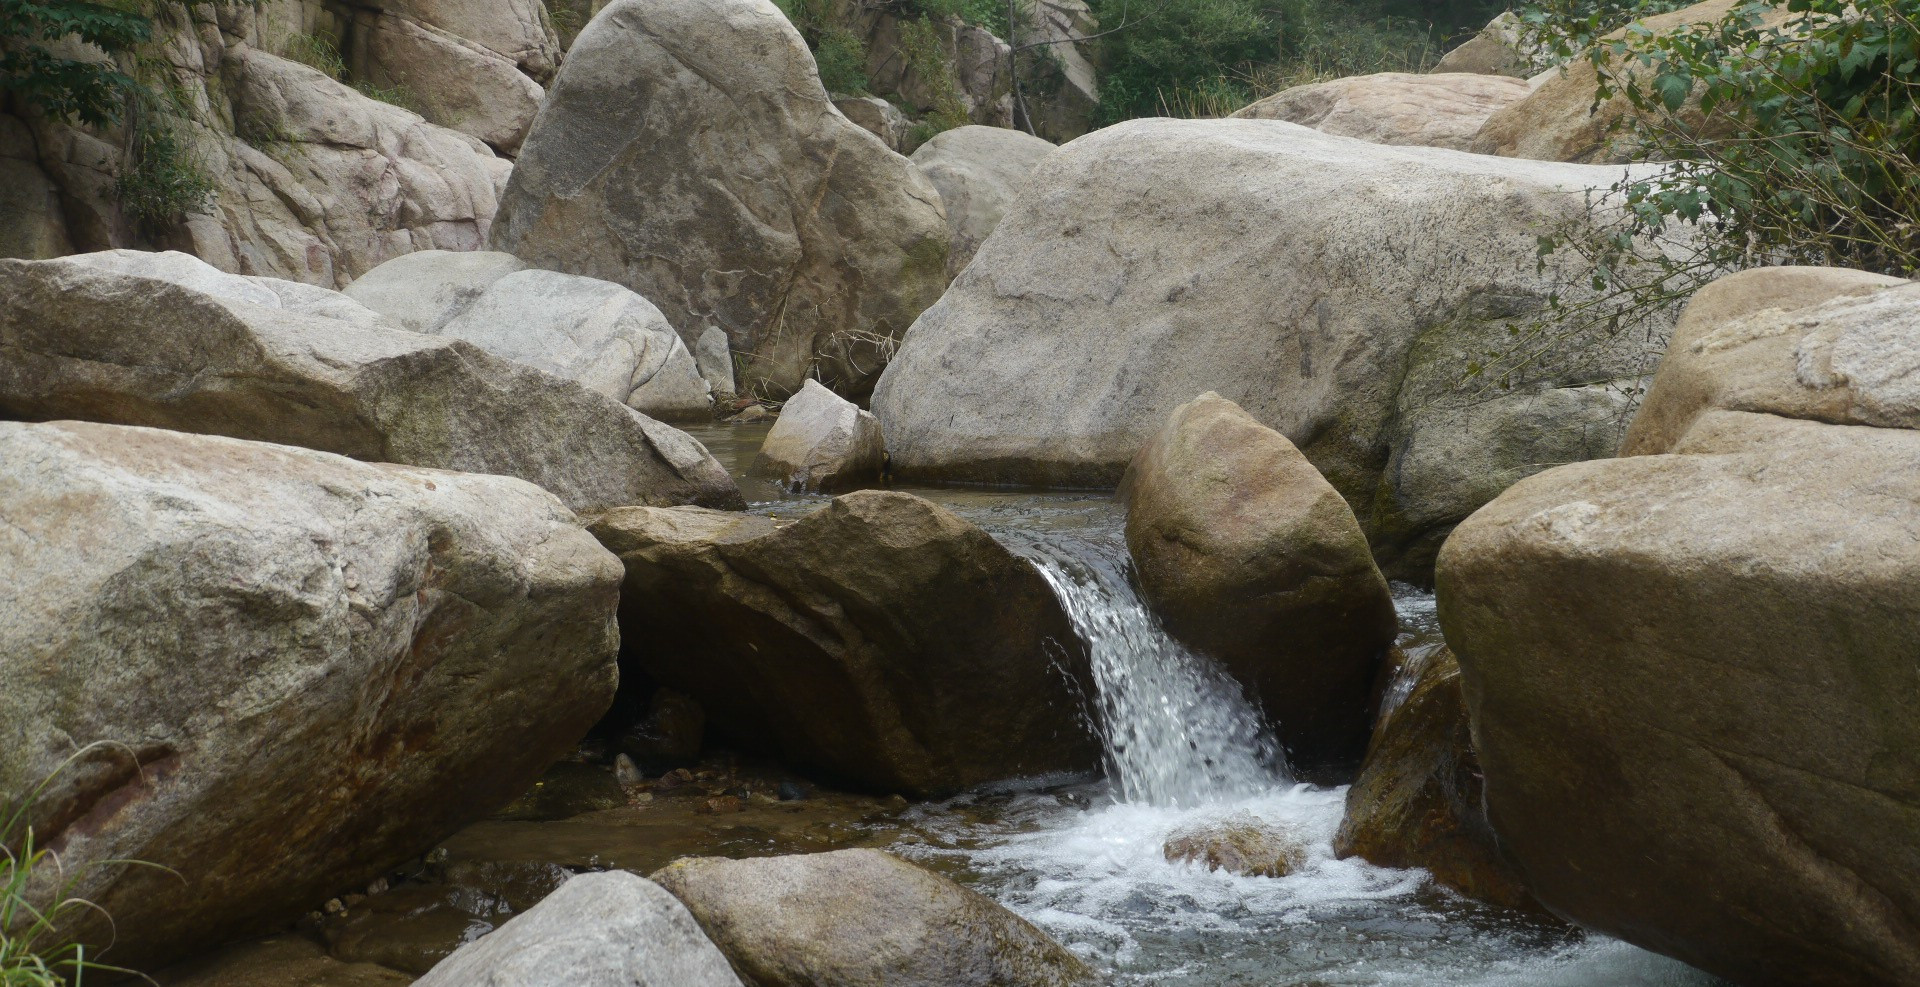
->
<box><xmin>1012</xmin><ymin>534</ymin><xmax>1287</xmax><ymax>808</ymax></box>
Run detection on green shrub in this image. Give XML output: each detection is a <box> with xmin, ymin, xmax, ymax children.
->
<box><xmin>115</xmin><ymin>111</ymin><xmax>214</xmax><ymax>228</ymax></box>
<box><xmin>1087</xmin><ymin>0</ymin><xmax>1447</xmax><ymax>122</ymax></box>
<box><xmin>913</xmin><ymin>0</ymin><xmax>1012</xmax><ymax>36</ymax></box>
<box><xmin>0</xmin><ymin>0</ymin><xmax>153</xmax><ymax>125</ymax></box>
<box><xmin>774</xmin><ymin>0</ymin><xmax>873</xmax><ymax>94</ymax></box>
<box><xmin>1468</xmin><ymin>0</ymin><xmax>1919</xmax><ymax>402</ymax></box>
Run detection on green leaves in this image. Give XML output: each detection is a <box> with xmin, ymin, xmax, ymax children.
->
<box><xmin>0</xmin><ymin>0</ymin><xmax>155</xmax><ymax>124</ymax></box>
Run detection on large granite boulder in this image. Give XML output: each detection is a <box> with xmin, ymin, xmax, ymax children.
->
<box><xmin>0</xmin><ymin>419</ymin><xmax>622</xmax><ymax>970</ymax></box>
<box><xmin>1230</xmin><ymin>72</ymin><xmax>1530</xmax><ymax>151</ymax></box>
<box><xmin>439</xmin><ymin>269</ymin><xmax>714</xmax><ymax>420</ymax></box>
<box><xmin>588</xmin><ymin>491</ymin><xmax>1098</xmax><ymax>796</ymax></box>
<box><xmin>413</xmin><ymin>872</ymin><xmax>743</xmax><ymax>987</ymax></box>
<box><xmin>872</xmin><ymin>118</ymin><xmax>1682</xmax><ymax>580</ymax></box>
<box><xmin>1333</xmin><ymin>647</ymin><xmax>1538</xmax><ymax>910</ymax></box>
<box><xmin>342</xmin><ymin>248</ymin><xmax>527</xmax><ymax>333</ymax></box>
<box><xmin>909</xmin><ymin>125</ymin><xmax>1055</xmax><ymax>276</ymax></box>
<box><xmin>752</xmin><ymin>379</ymin><xmax>887</xmax><ymax>492</ymax></box>
<box><xmin>492</xmin><ymin>0</ymin><xmax>951</xmax><ymax>399</ymax></box>
<box><xmin>1435</xmin><ymin>268</ymin><xmax>1920</xmax><ymax>985</ymax></box>
<box><xmin>652</xmin><ymin>849</ymin><xmax>1096</xmax><ymax>987</ymax></box>
<box><xmin>1120</xmin><ymin>394</ymin><xmax>1398</xmax><ymax>768</ymax></box>
<box><xmin>1620</xmin><ymin>266</ymin><xmax>1917</xmax><ymax>454</ymax></box>
<box><xmin>0</xmin><ymin>256</ymin><xmax>743</xmax><ymax>512</ymax></box>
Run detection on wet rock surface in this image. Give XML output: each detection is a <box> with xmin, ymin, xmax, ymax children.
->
<box><xmin>587</xmin><ymin>491</ymin><xmax>1100</xmax><ymax>795</ymax></box>
<box><xmin>1123</xmin><ymin>394</ymin><xmax>1398</xmax><ymax>769</ymax></box>
<box><xmin>652</xmin><ymin>848</ymin><xmax>1098</xmax><ymax>987</ymax></box>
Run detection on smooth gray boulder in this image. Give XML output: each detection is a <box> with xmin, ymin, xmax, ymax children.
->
<box><xmin>695</xmin><ymin>325</ymin><xmax>737</xmax><ymax>398</ymax></box>
<box><xmin>344</xmin><ymin>249</ymin><xmax>527</xmax><ymax>333</ymax></box>
<box><xmin>872</xmin><ymin>118</ymin><xmax>1684</xmax><ymax>580</ymax></box>
<box><xmin>752</xmin><ymin>380</ymin><xmax>886</xmax><ymax>492</ymax></box>
<box><xmin>0</xmin><ymin>256</ymin><xmax>743</xmax><ymax>512</ymax></box>
<box><xmin>0</xmin><ymin>419</ymin><xmax>622</xmax><ymax>970</ymax></box>
<box><xmin>653</xmin><ymin>849</ymin><xmax>1096</xmax><ymax>987</ymax></box>
<box><xmin>492</xmin><ymin>0</ymin><xmax>951</xmax><ymax>399</ymax></box>
<box><xmin>910</xmin><ymin>125</ymin><xmax>1055</xmax><ymax>276</ymax></box>
<box><xmin>413</xmin><ymin>872</ymin><xmax>742</xmax><ymax>987</ymax></box>
<box><xmin>439</xmin><ymin>269</ymin><xmax>713</xmax><ymax>420</ymax></box>
<box><xmin>66</xmin><ymin>247</ymin><xmax>282</xmax><ymax>307</ymax></box>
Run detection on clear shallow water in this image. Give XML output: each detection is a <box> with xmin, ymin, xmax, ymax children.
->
<box><xmin>677</xmin><ymin>421</ymin><xmax>1727</xmax><ymax>987</ymax></box>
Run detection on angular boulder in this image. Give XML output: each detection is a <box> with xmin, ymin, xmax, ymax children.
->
<box><xmin>1230</xmin><ymin>72</ymin><xmax>1530</xmax><ymax>151</ymax></box>
<box><xmin>1121</xmin><ymin>394</ymin><xmax>1398</xmax><ymax>767</ymax></box>
<box><xmin>588</xmin><ymin>491</ymin><xmax>1098</xmax><ymax>795</ymax></box>
<box><xmin>652</xmin><ymin>849</ymin><xmax>1095</xmax><ymax>987</ymax></box>
<box><xmin>439</xmin><ymin>269</ymin><xmax>713</xmax><ymax>420</ymax></box>
<box><xmin>343</xmin><ymin>248</ymin><xmax>527</xmax><ymax>333</ymax></box>
<box><xmin>1431</xmin><ymin>11</ymin><xmax>1536</xmax><ymax>77</ymax></box>
<box><xmin>694</xmin><ymin>325</ymin><xmax>738</xmax><ymax>399</ymax></box>
<box><xmin>909</xmin><ymin>125</ymin><xmax>1055</xmax><ymax>276</ymax></box>
<box><xmin>1333</xmin><ymin>647</ymin><xmax>1539</xmax><ymax>911</ymax></box>
<box><xmin>0</xmin><ymin>419</ymin><xmax>623</xmax><ymax>969</ymax></box>
<box><xmin>350</xmin><ymin>0</ymin><xmax>560</xmax><ymax>154</ymax></box>
<box><xmin>413</xmin><ymin>872</ymin><xmax>743</xmax><ymax>987</ymax></box>
<box><xmin>492</xmin><ymin>0</ymin><xmax>951</xmax><ymax>398</ymax></box>
<box><xmin>1620</xmin><ymin>266</ymin><xmax>1917</xmax><ymax>455</ymax></box>
<box><xmin>0</xmin><ymin>257</ymin><xmax>743</xmax><ymax>512</ymax></box>
<box><xmin>1436</xmin><ymin>267</ymin><xmax>1920</xmax><ymax>984</ymax></box>
<box><xmin>752</xmin><ymin>379</ymin><xmax>887</xmax><ymax>492</ymax></box>
<box><xmin>871</xmin><ymin>119</ymin><xmax>1683</xmax><ymax>580</ymax></box>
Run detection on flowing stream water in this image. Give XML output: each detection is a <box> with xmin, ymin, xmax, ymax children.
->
<box><xmin>680</xmin><ymin>421</ymin><xmax>1730</xmax><ymax>987</ymax></box>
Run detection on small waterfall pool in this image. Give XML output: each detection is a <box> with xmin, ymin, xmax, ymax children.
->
<box><xmin>672</xmin><ymin>421</ymin><xmax>1729</xmax><ymax>987</ymax></box>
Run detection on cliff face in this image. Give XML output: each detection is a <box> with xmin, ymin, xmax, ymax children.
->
<box><xmin>0</xmin><ymin>0</ymin><xmax>557</xmax><ymax>285</ymax></box>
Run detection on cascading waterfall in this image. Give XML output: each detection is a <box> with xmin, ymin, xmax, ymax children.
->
<box><xmin>1014</xmin><ymin>534</ymin><xmax>1289</xmax><ymax>807</ymax></box>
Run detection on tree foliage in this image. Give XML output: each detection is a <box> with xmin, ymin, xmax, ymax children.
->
<box><xmin>0</xmin><ymin>0</ymin><xmax>152</xmax><ymax>125</ymax></box>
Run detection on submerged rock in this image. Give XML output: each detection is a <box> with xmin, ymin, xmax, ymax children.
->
<box><xmin>1122</xmin><ymin>394</ymin><xmax>1398</xmax><ymax>769</ymax></box>
<box><xmin>1230</xmin><ymin>72</ymin><xmax>1529</xmax><ymax>151</ymax></box>
<box><xmin>1334</xmin><ymin>647</ymin><xmax>1539</xmax><ymax>910</ymax></box>
<box><xmin>871</xmin><ymin>118</ymin><xmax>1683</xmax><ymax>581</ymax></box>
<box><xmin>909</xmin><ymin>125</ymin><xmax>1055</xmax><ymax>276</ymax></box>
<box><xmin>1437</xmin><ymin>268</ymin><xmax>1920</xmax><ymax>986</ymax></box>
<box><xmin>652</xmin><ymin>849</ymin><xmax>1096</xmax><ymax>987</ymax></box>
<box><xmin>0</xmin><ymin>256</ymin><xmax>743</xmax><ymax>512</ymax></box>
<box><xmin>413</xmin><ymin>871</ymin><xmax>743</xmax><ymax>987</ymax></box>
<box><xmin>1163</xmin><ymin>815</ymin><xmax>1307</xmax><ymax>878</ymax></box>
<box><xmin>588</xmin><ymin>491</ymin><xmax>1098</xmax><ymax>796</ymax></box>
<box><xmin>0</xmin><ymin>420</ymin><xmax>621</xmax><ymax>969</ymax></box>
<box><xmin>753</xmin><ymin>380</ymin><xmax>888</xmax><ymax>492</ymax></box>
<box><xmin>493</xmin><ymin>0</ymin><xmax>950</xmax><ymax>398</ymax></box>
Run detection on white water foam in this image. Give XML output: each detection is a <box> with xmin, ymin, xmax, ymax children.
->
<box><xmin>895</xmin><ymin>534</ymin><xmax>1727</xmax><ymax>987</ymax></box>
<box><xmin>1016</xmin><ymin>535</ymin><xmax>1284</xmax><ymax>806</ymax></box>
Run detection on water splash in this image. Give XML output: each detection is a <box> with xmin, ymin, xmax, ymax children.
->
<box><xmin>1015</xmin><ymin>534</ymin><xmax>1287</xmax><ymax>807</ymax></box>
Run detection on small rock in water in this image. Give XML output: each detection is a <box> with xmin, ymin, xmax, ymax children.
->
<box><xmin>365</xmin><ymin>877</ymin><xmax>389</xmax><ymax>896</ymax></box>
<box><xmin>727</xmin><ymin>405</ymin><xmax>771</xmax><ymax>423</ymax></box>
<box><xmin>697</xmin><ymin>796</ymin><xmax>745</xmax><ymax>815</ymax></box>
<box><xmin>655</xmin><ymin>767</ymin><xmax>695</xmax><ymax>791</ymax></box>
<box><xmin>1163</xmin><ymin>814</ymin><xmax>1306</xmax><ymax>878</ymax></box>
<box><xmin>614</xmin><ymin>753</ymin><xmax>644</xmax><ymax>788</ymax></box>
<box><xmin>776</xmin><ymin>781</ymin><xmax>808</xmax><ymax>802</ymax></box>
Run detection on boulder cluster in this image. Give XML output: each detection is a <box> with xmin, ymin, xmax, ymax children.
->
<box><xmin>1</xmin><ymin>0</ymin><xmax>1914</xmax><ymax>985</ymax></box>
